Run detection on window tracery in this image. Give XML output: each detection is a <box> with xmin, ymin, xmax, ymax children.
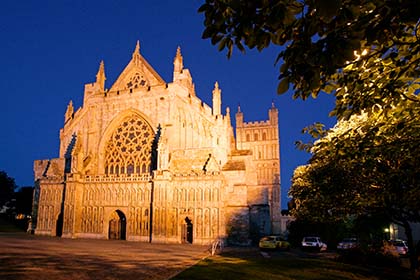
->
<box><xmin>126</xmin><ymin>72</ymin><xmax>148</xmax><ymax>89</ymax></box>
<box><xmin>105</xmin><ymin>115</ymin><xmax>154</xmax><ymax>175</ymax></box>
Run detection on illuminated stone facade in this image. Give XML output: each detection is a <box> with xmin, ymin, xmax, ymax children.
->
<box><xmin>33</xmin><ymin>42</ymin><xmax>282</xmax><ymax>245</ymax></box>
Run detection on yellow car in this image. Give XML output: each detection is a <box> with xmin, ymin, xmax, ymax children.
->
<box><xmin>259</xmin><ymin>236</ymin><xmax>291</xmax><ymax>250</ymax></box>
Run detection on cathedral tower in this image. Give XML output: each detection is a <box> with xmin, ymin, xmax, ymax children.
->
<box><xmin>235</xmin><ymin>103</ymin><xmax>281</xmax><ymax>234</ymax></box>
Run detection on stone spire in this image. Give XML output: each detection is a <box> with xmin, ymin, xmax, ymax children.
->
<box><xmin>95</xmin><ymin>60</ymin><xmax>106</xmax><ymax>91</ymax></box>
<box><xmin>132</xmin><ymin>40</ymin><xmax>141</xmax><ymax>65</ymax></box>
<box><xmin>173</xmin><ymin>46</ymin><xmax>183</xmax><ymax>74</ymax></box>
<box><xmin>65</xmin><ymin>100</ymin><xmax>74</xmax><ymax>123</ymax></box>
<box><xmin>134</xmin><ymin>40</ymin><xmax>140</xmax><ymax>54</ymax></box>
<box><xmin>212</xmin><ymin>81</ymin><xmax>221</xmax><ymax>116</ymax></box>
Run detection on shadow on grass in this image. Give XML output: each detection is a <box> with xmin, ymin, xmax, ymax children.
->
<box><xmin>172</xmin><ymin>247</ymin><xmax>415</xmax><ymax>280</ymax></box>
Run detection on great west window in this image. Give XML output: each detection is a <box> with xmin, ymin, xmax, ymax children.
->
<box><xmin>105</xmin><ymin>115</ymin><xmax>154</xmax><ymax>175</ymax></box>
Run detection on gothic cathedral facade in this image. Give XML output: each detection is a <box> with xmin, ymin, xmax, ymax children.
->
<box><xmin>33</xmin><ymin>42</ymin><xmax>282</xmax><ymax>245</ymax></box>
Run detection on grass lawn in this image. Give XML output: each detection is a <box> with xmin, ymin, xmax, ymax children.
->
<box><xmin>172</xmin><ymin>247</ymin><xmax>414</xmax><ymax>280</ymax></box>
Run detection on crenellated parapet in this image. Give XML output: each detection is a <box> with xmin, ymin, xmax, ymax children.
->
<box><xmin>241</xmin><ymin>120</ymin><xmax>271</xmax><ymax>127</ymax></box>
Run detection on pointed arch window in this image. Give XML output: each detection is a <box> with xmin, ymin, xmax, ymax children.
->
<box><xmin>105</xmin><ymin>114</ymin><xmax>154</xmax><ymax>175</ymax></box>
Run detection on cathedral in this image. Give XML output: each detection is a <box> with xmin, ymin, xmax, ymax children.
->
<box><xmin>32</xmin><ymin>42</ymin><xmax>282</xmax><ymax>245</ymax></box>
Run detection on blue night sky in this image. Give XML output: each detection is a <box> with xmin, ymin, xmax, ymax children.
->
<box><xmin>0</xmin><ymin>1</ymin><xmax>335</xmax><ymax>208</ymax></box>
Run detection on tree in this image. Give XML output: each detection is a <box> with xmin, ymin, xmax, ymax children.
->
<box><xmin>199</xmin><ymin>0</ymin><xmax>420</xmax><ymax>119</ymax></box>
<box><xmin>289</xmin><ymin>100</ymin><xmax>420</xmax><ymax>270</ymax></box>
<box><xmin>14</xmin><ymin>187</ymin><xmax>34</xmax><ymax>216</ymax></box>
<box><xmin>199</xmin><ymin>0</ymin><xmax>420</xmax><ymax>273</ymax></box>
<box><xmin>0</xmin><ymin>170</ymin><xmax>17</xmax><ymax>209</ymax></box>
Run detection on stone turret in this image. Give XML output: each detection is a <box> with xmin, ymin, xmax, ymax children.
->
<box><xmin>235</xmin><ymin>105</ymin><xmax>244</xmax><ymax>127</ymax></box>
<box><xmin>95</xmin><ymin>60</ymin><xmax>106</xmax><ymax>92</ymax></box>
<box><xmin>64</xmin><ymin>100</ymin><xmax>74</xmax><ymax>123</ymax></box>
<box><xmin>212</xmin><ymin>81</ymin><xmax>221</xmax><ymax>116</ymax></box>
<box><xmin>83</xmin><ymin>60</ymin><xmax>107</xmax><ymax>104</ymax></box>
<box><xmin>172</xmin><ymin>46</ymin><xmax>195</xmax><ymax>96</ymax></box>
<box><xmin>173</xmin><ymin>46</ymin><xmax>183</xmax><ymax>75</ymax></box>
<box><xmin>269</xmin><ymin>101</ymin><xmax>278</xmax><ymax>125</ymax></box>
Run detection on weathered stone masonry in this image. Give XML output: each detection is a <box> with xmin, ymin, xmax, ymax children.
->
<box><xmin>33</xmin><ymin>42</ymin><xmax>282</xmax><ymax>245</ymax></box>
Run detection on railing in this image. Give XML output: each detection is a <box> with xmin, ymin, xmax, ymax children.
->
<box><xmin>83</xmin><ymin>174</ymin><xmax>152</xmax><ymax>183</ymax></box>
<box><xmin>172</xmin><ymin>171</ymin><xmax>220</xmax><ymax>177</ymax></box>
<box><xmin>210</xmin><ymin>238</ymin><xmax>224</xmax><ymax>256</ymax></box>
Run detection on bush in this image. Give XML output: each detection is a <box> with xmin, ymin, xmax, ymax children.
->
<box><xmin>337</xmin><ymin>247</ymin><xmax>401</xmax><ymax>268</ymax></box>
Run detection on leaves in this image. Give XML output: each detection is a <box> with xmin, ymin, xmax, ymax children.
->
<box><xmin>277</xmin><ymin>77</ymin><xmax>289</xmax><ymax>94</ymax></box>
<box><xmin>199</xmin><ymin>0</ymin><xmax>420</xmax><ymax>120</ymax></box>
<box><xmin>315</xmin><ymin>0</ymin><xmax>342</xmax><ymax>23</ymax></box>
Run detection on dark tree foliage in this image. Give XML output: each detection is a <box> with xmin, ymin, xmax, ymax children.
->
<box><xmin>199</xmin><ymin>0</ymin><xmax>420</xmax><ymax>119</ymax></box>
<box><xmin>290</xmin><ymin>100</ymin><xmax>420</xmax><ymax>271</ymax></box>
<box><xmin>0</xmin><ymin>170</ymin><xmax>17</xmax><ymax>207</ymax></box>
<box><xmin>14</xmin><ymin>187</ymin><xmax>34</xmax><ymax>216</ymax></box>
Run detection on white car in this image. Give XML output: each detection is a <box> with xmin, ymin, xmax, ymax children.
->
<box><xmin>389</xmin><ymin>239</ymin><xmax>409</xmax><ymax>256</ymax></box>
<box><xmin>301</xmin><ymin>236</ymin><xmax>327</xmax><ymax>251</ymax></box>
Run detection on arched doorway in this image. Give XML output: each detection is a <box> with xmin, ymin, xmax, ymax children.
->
<box><xmin>182</xmin><ymin>217</ymin><xmax>193</xmax><ymax>244</ymax></box>
<box><xmin>56</xmin><ymin>212</ymin><xmax>63</xmax><ymax>237</ymax></box>
<box><xmin>108</xmin><ymin>210</ymin><xmax>126</xmax><ymax>240</ymax></box>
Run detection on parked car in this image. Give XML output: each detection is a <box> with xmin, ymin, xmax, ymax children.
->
<box><xmin>337</xmin><ymin>238</ymin><xmax>359</xmax><ymax>251</ymax></box>
<box><xmin>259</xmin><ymin>236</ymin><xmax>291</xmax><ymax>250</ymax></box>
<box><xmin>301</xmin><ymin>236</ymin><xmax>327</xmax><ymax>251</ymax></box>
<box><xmin>389</xmin><ymin>239</ymin><xmax>409</xmax><ymax>256</ymax></box>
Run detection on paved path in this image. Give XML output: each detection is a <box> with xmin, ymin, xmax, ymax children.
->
<box><xmin>0</xmin><ymin>232</ymin><xmax>210</xmax><ymax>280</ymax></box>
